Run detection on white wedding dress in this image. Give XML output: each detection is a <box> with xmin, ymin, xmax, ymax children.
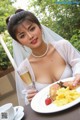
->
<box><xmin>12</xmin><ymin>25</ymin><xmax>80</xmax><ymax>106</ymax></box>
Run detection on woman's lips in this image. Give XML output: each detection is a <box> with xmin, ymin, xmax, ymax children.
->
<box><xmin>31</xmin><ymin>38</ymin><xmax>37</xmax><ymax>44</ymax></box>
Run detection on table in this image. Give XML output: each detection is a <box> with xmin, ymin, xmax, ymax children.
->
<box><xmin>22</xmin><ymin>103</ymin><xmax>80</xmax><ymax>120</ymax></box>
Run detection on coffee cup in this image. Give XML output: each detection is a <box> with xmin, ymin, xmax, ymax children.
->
<box><xmin>0</xmin><ymin>103</ymin><xmax>14</xmax><ymax>120</ymax></box>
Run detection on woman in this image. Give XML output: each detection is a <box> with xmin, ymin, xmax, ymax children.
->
<box><xmin>6</xmin><ymin>9</ymin><xmax>80</xmax><ymax>105</ymax></box>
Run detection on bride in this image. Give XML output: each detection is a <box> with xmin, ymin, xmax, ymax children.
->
<box><xmin>6</xmin><ymin>9</ymin><xmax>80</xmax><ymax>106</ymax></box>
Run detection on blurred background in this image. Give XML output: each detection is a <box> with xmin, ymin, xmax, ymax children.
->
<box><xmin>0</xmin><ymin>0</ymin><xmax>80</xmax><ymax>106</ymax></box>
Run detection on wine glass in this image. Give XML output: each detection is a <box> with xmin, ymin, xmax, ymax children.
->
<box><xmin>17</xmin><ymin>66</ymin><xmax>35</xmax><ymax>89</ymax></box>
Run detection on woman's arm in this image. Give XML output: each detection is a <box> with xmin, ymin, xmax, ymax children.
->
<box><xmin>63</xmin><ymin>40</ymin><xmax>80</xmax><ymax>85</ymax></box>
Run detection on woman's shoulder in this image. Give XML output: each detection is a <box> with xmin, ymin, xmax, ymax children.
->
<box><xmin>56</xmin><ymin>39</ymin><xmax>70</xmax><ymax>44</ymax></box>
<box><xmin>51</xmin><ymin>39</ymin><xmax>72</xmax><ymax>55</ymax></box>
<box><xmin>53</xmin><ymin>39</ymin><xmax>71</xmax><ymax>48</ymax></box>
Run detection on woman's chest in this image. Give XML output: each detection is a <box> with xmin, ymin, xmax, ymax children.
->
<box><xmin>30</xmin><ymin>51</ymin><xmax>67</xmax><ymax>83</ymax></box>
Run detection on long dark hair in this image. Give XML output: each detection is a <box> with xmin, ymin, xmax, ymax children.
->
<box><xmin>6</xmin><ymin>9</ymin><xmax>41</xmax><ymax>42</ymax></box>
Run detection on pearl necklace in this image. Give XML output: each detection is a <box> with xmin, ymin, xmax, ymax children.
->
<box><xmin>32</xmin><ymin>44</ymin><xmax>49</xmax><ymax>58</ymax></box>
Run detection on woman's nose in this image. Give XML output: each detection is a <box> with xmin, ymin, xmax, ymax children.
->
<box><xmin>27</xmin><ymin>32</ymin><xmax>33</xmax><ymax>39</ymax></box>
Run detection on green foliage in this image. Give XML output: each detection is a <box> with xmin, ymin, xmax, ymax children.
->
<box><xmin>0</xmin><ymin>0</ymin><xmax>80</xmax><ymax>70</ymax></box>
<box><xmin>70</xmin><ymin>30</ymin><xmax>80</xmax><ymax>51</ymax></box>
<box><xmin>0</xmin><ymin>45</ymin><xmax>10</xmax><ymax>70</ymax></box>
<box><xmin>0</xmin><ymin>0</ymin><xmax>16</xmax><ymax>33</ymax></box>
<box><xmin>0</xmin><ymin>0</ymin><xmax>16</xmax><ymax>70</ymax></box>
<box><xmin>0</xmin><ymin>31</ymin><xmax>13</xmax><ymax>70</ymax></box>
<box><xmin>29</xmin><ymin>0</ymin><xmax>80</xmax><ymax>51</ymax></box>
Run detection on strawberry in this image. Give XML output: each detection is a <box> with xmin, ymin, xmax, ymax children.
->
<box><xmin>45</xmin><ymin>97</ymin><xmax>52</xmax><ymax>105</ymax></box>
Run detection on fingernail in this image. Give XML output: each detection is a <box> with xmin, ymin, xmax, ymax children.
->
<box><xmin>34</xmin><ymin>89</ymin><xmax>38</xmax><ymax>92</ymax></box>
<box><xmin>73</xmin><ymin>82</ymin><xmax>77</xmax><ymax>86</ymax></box>
<box><xmin>73</xmin><ymin>83</ymin><xmax>75</xmax><ymax>86</ymax></box>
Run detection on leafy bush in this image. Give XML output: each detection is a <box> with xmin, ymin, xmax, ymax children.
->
<box><xmin>0</xmin><ymin>31</ymin><xmax>13</xmax><ymax>70</ymax></box>
<box><xmin>69</xmin><ymin>30</ymin><xmax>80</xmax><ymax>51</ymax></box>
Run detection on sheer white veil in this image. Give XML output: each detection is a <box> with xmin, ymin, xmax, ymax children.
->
<box><xmin>13</xmin><ymin>25</ymin><xmax>64</xmax><ymax>106</ymax></box>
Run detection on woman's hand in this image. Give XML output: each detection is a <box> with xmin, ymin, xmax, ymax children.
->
<box><xmin>27</xmin><ymin>88</ymin><xmax>38</xmax><ymax>102</ymax></box>
<box><xmin>73</xmin><ymin>74</ymin><xmax>80</xmax><ymax>86</ymax></box>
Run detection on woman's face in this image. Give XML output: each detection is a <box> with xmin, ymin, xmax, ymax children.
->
<box><xmin>16</xmin><ymin>21</ymin><xmax>43</xmax><ymax>49</ymax></box>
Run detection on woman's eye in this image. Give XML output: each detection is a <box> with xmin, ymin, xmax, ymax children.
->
<box><xmin>30</xmin><ymin>27</ymin><xmax>35</xmax><ymax>31</ymax></box>
<box><xmin>20</xmin><ymin>34</ymin><xmax>25</xmax><ymax>39</ymax></box>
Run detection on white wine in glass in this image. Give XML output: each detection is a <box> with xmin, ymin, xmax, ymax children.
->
<box><xmin>20</xmin><ymin>71</ymin><xmax>32</xmax><ymax>85</ymax></box>
<box><xmin>17</xmin><ymin>66</ymin><xmax>35</xmax><ymax>88</ymax></box>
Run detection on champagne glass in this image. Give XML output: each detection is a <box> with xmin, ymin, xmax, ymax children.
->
<box><xmin>17</xmin><ymin>66</ymin><xmax>35</xmax><ymax>89</ymax></box>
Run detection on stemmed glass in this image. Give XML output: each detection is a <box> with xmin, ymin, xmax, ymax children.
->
<box><xmin>17</xmin><ymin>66</ymin><xmax>35</xmax><ymax>89</ymax></box>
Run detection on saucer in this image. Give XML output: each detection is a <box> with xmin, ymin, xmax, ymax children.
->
<box><xmin>14</xmin><ymin>106</ymin><xmax>24</xmax><ymax>114</ymax></box>
<box><xmin>13</xmin><ymin>106</ymin><xmax>24</xmax><ymax>120</ymax></box>
<box><xmin>14</xmin><ymin>112</ymin><xmax>24</xmax><ymax>120</ymax></box>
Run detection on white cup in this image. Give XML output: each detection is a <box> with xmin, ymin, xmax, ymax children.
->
<box><xmin>0</xmin><ymin>103</ymin><xmax>14</xmax><ymax>120</ymax></box>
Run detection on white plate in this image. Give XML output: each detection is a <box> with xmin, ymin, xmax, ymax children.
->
<box><xmin>13</xmin><ymin>106</ymin><xmax>24</xmax><ymax>120</ymax></box>
<box><xmin>31</xmin><ymin>77</ymin><xmax>80</xmax><ymax>113</ymax></box>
